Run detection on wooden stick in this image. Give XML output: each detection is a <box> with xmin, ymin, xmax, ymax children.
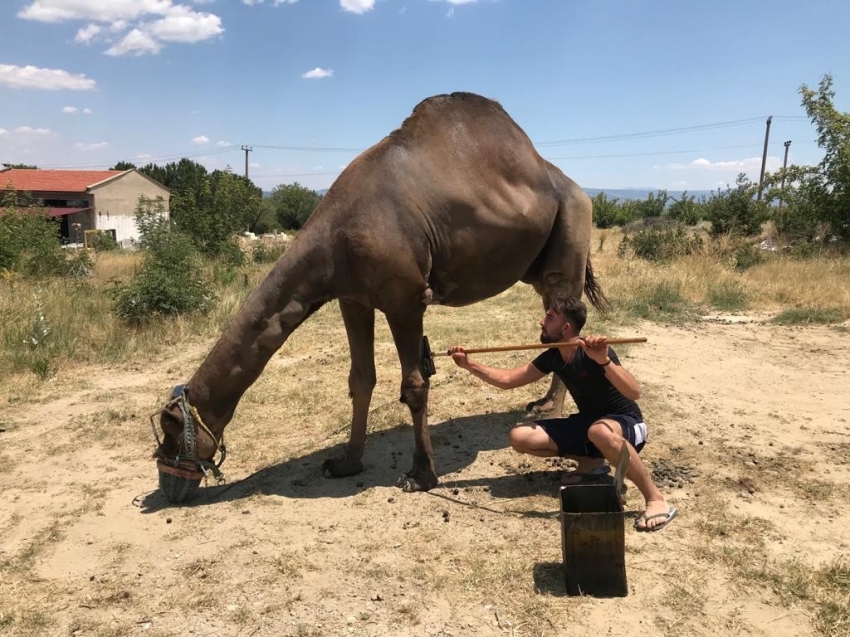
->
<box><xmin>433</xmin><ymin>337</ymin><xmax>647</xmax><ymax>356</ymax></box>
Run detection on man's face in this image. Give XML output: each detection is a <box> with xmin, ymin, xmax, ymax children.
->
<box><xmin>539</xmin><ymin>308</ymin><xmax>571</xmax><ymax>344</ymax></box>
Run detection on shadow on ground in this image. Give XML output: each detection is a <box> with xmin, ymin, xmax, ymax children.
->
<box><xmin>139</xmin><ymin>409</ymin><xmax>573</xmax><ymax>512</ymax></box>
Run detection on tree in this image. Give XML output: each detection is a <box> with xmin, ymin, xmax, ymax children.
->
<box><xmin>764</xmin><ymin>74</ymin><xmax>850</xmax><ymax>240</ymax></box>
<box><xmin>110</xmin><ymin>161</ymin><xmax>137</xmax><ymax>171</ymax></box>
<box><xmin>703</xmin><ymin>174</ymin><xmax>768</xmax><ymax>237</ymax></box>
<box><xmin>268</xmin><ymin>182</ymin><xmax>322</xmax><ymax>230</ymax></box>
<box><xmin>3</xmin><ymin>163</ymin><xmax>38</xmax><ymax>169</ymax></box>
<box><xmin>138</xmin><ymin>159</ymin><xmax>263</xmax><ymax>260</ymax></box>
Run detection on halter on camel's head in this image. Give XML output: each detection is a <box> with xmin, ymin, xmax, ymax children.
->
<box><xmin>151</xmin><ymin>385</ymin><xmax>227</xmax><ymax>504</ymax></box>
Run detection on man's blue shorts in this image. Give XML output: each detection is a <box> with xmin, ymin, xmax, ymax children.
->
<box><xmin>535</xmin><ymin>412</ymin><xmax>648</xmax><ymax>458</ymax></box>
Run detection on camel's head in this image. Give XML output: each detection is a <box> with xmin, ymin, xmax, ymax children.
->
<box><xmin>152</xmin><ymin>385</ymin><xmax>226</xmax><ymax>504</ymax></box>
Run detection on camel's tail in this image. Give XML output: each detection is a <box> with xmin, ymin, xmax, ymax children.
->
<box><xmin>584</xmin><ymin>256</ymin><xmax>609</xmax><ymax>312</ymax></box>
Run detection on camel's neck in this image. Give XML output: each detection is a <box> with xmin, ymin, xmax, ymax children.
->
<box><xmin>186</xmin><ymin>231</ymin><xmax>334</xmax><ymax>435</ymax></box>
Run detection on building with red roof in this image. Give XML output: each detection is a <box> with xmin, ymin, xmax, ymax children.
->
<box><xmin>0</xmin><ymin>167</ymin><xmax>170</xmax><ymax>246</ymax></box>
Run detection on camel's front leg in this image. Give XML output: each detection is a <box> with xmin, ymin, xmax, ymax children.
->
<box><xmin>387</xmin><ymin>311</ymin><xmax>438</xmax><ymax>492</ymax></box>
<box><xmin>525</xmin><ymin>376</ymin><xmax>567</xmax><ymax>418</ymax></box>
<box><xmin>323</xmin><ymin>301</ymin><xmax>376</xmax><ymax>478</ymax></box>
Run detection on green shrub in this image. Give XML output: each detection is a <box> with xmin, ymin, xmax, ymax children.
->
<box><xmin>112</xmin><ymin>199</ymin><xmax>214</xmax><ymax>324</ymax></box>
<box><xmin>592</xmin><ymin>192</ymin><xmax>639</xmax><ymax>228</ymax></box>
<box><xmin>770</xmin><ymin>307</ymin><xmax>846</xmax><ymax>325</ymax></box>
<box><xmin>0</xmin><ymin>191</ymin><xmax>66</xmax><ymax>278</ymax></box>
<box><xmin>64</xmin><ymin>250</ymin><xmax>94</xmax><ymax>278</ymax></box>
<box><xmin>90</xmin><ymin>231</ymin><xmax>119</xmax><ymax>251</ymax></box>
<box><xmin>621</xmin><ymin>281</ymin><xmax>694</xmax><ymax>322</ymax></box>
<box><xmin>731</xmin><ymin>242</ymin><xmax>765</xmax><ymax>271</ymax></box>
<box><xmin>667</xmin><ymin>192</ymin><xmax>702</xmax><ymax>226</ymax></box>
<box><xmin>704</xmin><ymin>174</ymin><xmax>769</xmax><ymax>237</ymax></box>
<box><xmin>707</xmin><ymin>280</ymin><xmax>749</xmax><ymax>311</ymax></box>
<box><xmin>618</xmin><ymin>226</ymin><xmax>703</xmax><ymax>261</ymax></box>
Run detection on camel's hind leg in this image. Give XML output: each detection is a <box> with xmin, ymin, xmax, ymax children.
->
<box><xmin>385</xmin><ymin>309</ymin><xmax>438</xmax><ymax>492</ymax></box>
<box><xmin>323</xmin><ymin>300</ymin><xmax>376</xmax><ymax>478</ymax></box>
<box><xmin>527</xmin><ymin>170</ymin><xmax>594</xmax><ymax>418</ymax></box>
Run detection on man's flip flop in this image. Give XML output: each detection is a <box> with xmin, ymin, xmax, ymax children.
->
<box><xmin>560</xmin><ymin>464</ymin><xmax>610</xmax><ymax>485</ymax></box>
<box><xmin>634</xmin><ymin>506</ymin><xmax>678</xmax><ymax>532</ymax></box>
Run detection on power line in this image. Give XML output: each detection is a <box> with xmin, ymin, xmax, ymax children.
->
<box><xmin>544</xmin><ymin>140</ymin><xmax>813</xmax><ymax>161</ymax></box>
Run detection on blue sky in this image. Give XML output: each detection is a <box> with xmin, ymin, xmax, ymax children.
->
<box><xmin>1</xmin><ymin>0</ymin><xmax>849</xmax><ymax>192</ymax></box>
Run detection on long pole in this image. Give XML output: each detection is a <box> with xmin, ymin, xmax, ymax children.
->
<box><xmin>757</xmin><ymin>116</ymin><xmax>772</xmax><ymax>201</ymax></box>
<box><xmin>241</xmin><ymin>145</ymin><xmax>252</xmax><ymax>179</ymax></box>
<box><xmin>779</xmin><ymin>140</ymin><xmax>791</xmax><ymax>208</ymax></box>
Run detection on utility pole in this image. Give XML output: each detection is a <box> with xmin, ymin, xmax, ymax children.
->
<box><xmin>757</xmin><ymin>116</ymin><xmax>772</xmax><ymax>201</ymax></box>
<box><xmin>779</xmin><ymin>140</ymin><xmax>792</xmax><ymax>208</ymax></box>
<box><xmin>241</xmin><ymin>145</ymin><xmax>252</xmax><ymax>180</ymax></box>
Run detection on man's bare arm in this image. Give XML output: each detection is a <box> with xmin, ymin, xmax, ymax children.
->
<box><xmin>448</xmin><ymin>348</ymin><xmax>547</xmax><ymax>390</ymax></box>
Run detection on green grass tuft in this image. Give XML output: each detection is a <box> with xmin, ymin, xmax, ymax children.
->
<box><xmin>771</xmin><ymin>307</ymin><xmax>846</xmax><ymax>325</ymax></box>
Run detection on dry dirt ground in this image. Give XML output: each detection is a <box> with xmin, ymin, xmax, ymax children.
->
<box><xmin>1</xmin><ymin>296</ymin><xmax>848</xmax><ymax>637</ymax></box>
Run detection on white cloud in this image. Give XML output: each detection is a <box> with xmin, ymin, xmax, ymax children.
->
<box><xmin>668</xmin><ymin>156</ymin><xmax>782</xmax><ymax>172</ymax></box>
<box><xmin>0</xmin><ymin>64</ymin><xmax>96</xmax><ymax>90</ymax></box>
<box><xmin>106</xmin><ymin>28</ymin><xmax>162</xmax><ymax>56</ymax></box>
<box><xmin>0</xmin><ymin>129</ymin><xmax>8</xmax><ymax>136</ymax></box>
<box><xmin>242</xmin><ymin>0</ymin><xmax>262</xmax><ymax>4</ymax></box>
<box><xmin>83</xmin><ymin>107</ymin><xmax>92</xmax><ymax>114</ymax></box>
<box><xmin>191</xmin><ymin>135</ymin><xmax>210</xmax><ymax>144</ymax></box>
<box><xmin>302</xmin><ymin>67</ymin><xmax>333</xmax><ymax>79</ymax></box>
<box><xmin>18</xmin><ymin>0</ymin><xmax>173</xmax><ymax>23</ymax></box>
<box><xmin>75</xmin><ymin>141</ymin><xmax>109</xmax><ymax>150</ymax></box>
<box><xmin>249</xmin><ymin>162</ymin><xmax>261</xmax><ymax>168</ymax></box>
<box><xmin>136</xmin><ymin>153</ymin><xmax>153</xmax><ymax>160</ymax></box>
<box><xmin>19</xmin><ymin>1</ymin><xmax>224</xmax><ymax>56</ymax></box>
<box><xmin>62</xmin><ymin>106</ymin><xmax>79</xmax><ymax>113</ymax></box>
<box><xmin>14</xmin><ymin>126</ymin><xmax>52</xmax><ymax>135</ymax></box>
<box><xmin>274</xmin><ymin>0</ymin><xmax>298</xmax><ymax>4</ymax></box>
<box><xmin>340</xmin><ymin>0</ymin><xmax>374</xmax><ymax>14</ymax></box>
<box><xmin>215</xmin><ymin>140</ymin><xmax>230</xmax><ymax>147</ymax></box>
<box><xmin>146</xmin><ymin>5</ymin><xmax>223</xmax><ymax>43</ymax></box>
<box><xmin>74</xmin><ymin>23</ymin><xmax>101</xmax><ymax>43</ymax></box>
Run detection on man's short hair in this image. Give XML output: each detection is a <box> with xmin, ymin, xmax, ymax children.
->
<box><xmin>549</xmin><ymin>296</ymin><xmax>587</xmax><ymax>333</ymax></box>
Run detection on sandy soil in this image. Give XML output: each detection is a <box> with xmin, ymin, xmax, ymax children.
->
<box><xmin>1</xmin><ymin>314</ymin><xmax>848</xmax><ymax>637</ymax></box>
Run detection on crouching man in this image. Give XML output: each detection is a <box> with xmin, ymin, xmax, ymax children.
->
<box><xmin>449</xmin><ymin>296</ymin><xmax>676</xmax><ymax>532</ymax></box>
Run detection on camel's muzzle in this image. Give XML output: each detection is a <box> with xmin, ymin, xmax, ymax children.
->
<box><xmin>151</xmin><ymin>384</ymin><xmax>227</xmax><ymax>504</ymax></box>
<box><xmin>157</xmin><ymin>459</ymin><xmax>204</xmax><ymax>503</ymax></box>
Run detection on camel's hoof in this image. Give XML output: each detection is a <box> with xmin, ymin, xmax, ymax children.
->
<box><xmin>322</xmin><ymin>457</ymin><xmax>363</xmax><ymax>479</ymax></box>
<box><xmin>525</xmin><ymin>398</ymin><xmax>561</xmax><ymax>419</ymax></box>
<box><xmin>396</xmin><ymin>469</ymin><xmax>438</xmax><ymax>493</ymax></box>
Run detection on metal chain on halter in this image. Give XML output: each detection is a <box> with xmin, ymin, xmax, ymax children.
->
<box><xmin>150</xmin><ymin>384</ymin><xmax>227</xmax><ymax>485</ymax></box>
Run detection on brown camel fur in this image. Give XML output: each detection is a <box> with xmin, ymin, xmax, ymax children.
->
<box><xmin>155</xmin><ymin>92</ymin><xmax>606</xmax><ymax>496</ymax></box>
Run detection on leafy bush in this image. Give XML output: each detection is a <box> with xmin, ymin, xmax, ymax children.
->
<box><xmin>704</xmin><ymin>174</ymin><xmax>769</xmax><ymax>237</ymax></box>
<box><xmin>618</xmin><ymin>226</ymin><xmax>703</xmax><ymax>261</ymax></box>
<box><xmin>112</xmin><ymin>197</ymin><xmax>214</xmax><ymax>324</ymax></box>
<box><xmin>667</xmin><ymin>192</ymin><xmax>702</xmax><ymax>226</ymax></box>
<box><xmin>592</xmin><ymin>192</ymin><xmax>639</xmax><ymax>229</ymax></box>
<box><xmin>0</xmin><ymin>190</ymin><xmax>66</xmax><ymax>277</ymax></box>
<box><xmin>90</xmin><ymin>231</ymin><xmax>119</xmax><ymax>251</ymax></box>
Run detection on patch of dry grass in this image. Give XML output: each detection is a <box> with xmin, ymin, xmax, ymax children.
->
<box><xmin>594</xmin><ymin>227</ymin><xmax>850</xmax><ymax>320</ymax></box>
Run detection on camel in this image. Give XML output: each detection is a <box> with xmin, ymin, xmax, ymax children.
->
<box><xmin>154</xmin><ymin>92</ymin><xmax>606</xmax><ymax>501</ymax></box>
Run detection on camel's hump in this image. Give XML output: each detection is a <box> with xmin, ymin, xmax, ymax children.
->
<box><xmin>392</xmin><ymin>92</ymin><xmax>508</xmax><ymax>137</ymax></box>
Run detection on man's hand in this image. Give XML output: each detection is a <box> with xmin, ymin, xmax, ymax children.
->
<box><xmin>580</xmin><ymin>335</ymin><xmax>610</xmax><ymax>365</ymax></box>
<box><xmin>448</xmin><ymin>346</ymin><xmax>470</xmax><ymax>369</ymax></box>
